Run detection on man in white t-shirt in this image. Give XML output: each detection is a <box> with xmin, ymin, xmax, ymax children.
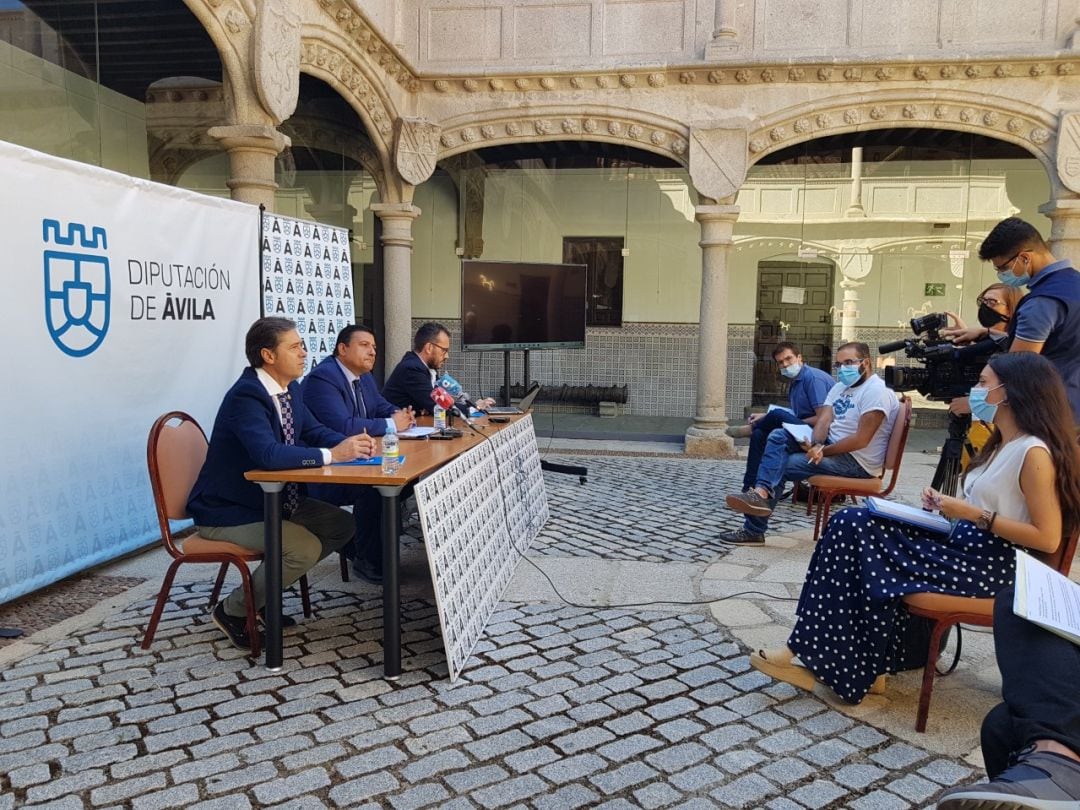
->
<box><xmin>719</xmin><ymin>341</ymin><xmax>900</xmax><ymax>544</ymax></box>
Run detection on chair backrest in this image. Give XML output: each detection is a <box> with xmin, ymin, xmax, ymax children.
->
<box><xmin>147</xmin><ymin>411</ymin><xmax>208</xmax><ymax>555</ymax></box>
<box><xmin>883</xmin><ymin>395</ymin><xmax>913</xmax><ymax>473</ymax></box>
<box><xmin>1035</xmin><ymin>526</ymin><xmax>1080</xmax><ymax>576</ymax></box>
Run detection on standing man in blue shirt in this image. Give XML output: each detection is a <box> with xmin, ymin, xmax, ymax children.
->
<box><xmin>726</xmin><ymin>341</ymin><xmax>835</xmax><ymax>494</ymax></box>
<box><xmin>944</xmin><ymin>217</ymin><xmax>1080</xmax><ymax>423</ymax></box>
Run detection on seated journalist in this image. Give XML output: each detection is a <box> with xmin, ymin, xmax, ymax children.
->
<box><xmin>188</xmin><ymin>316</ymin><xmax>376</xmax><ymax>649</ymax></box>
<box><xmin>302</xmin><ymin>324</ymin><xmax>414</xmax><ymax>584</ymax></box>
<box><xmin>725</xmin><ymin>341</ymin><xmax>834</xmax><ymax>494</ymax></box>
<box><xmin>383</xmin><ymin>321</ymin><xmax>494</xmax><ymax>415</ymax></box>
<box><xmin>719</xmin><ymin>341</ymin><xmax>899</xmax><ymax>545</ymax></box>
<box><xmin>937</xmin><ymin>586</ymin><xmax>1080</xmax><ymax>809</ymax></box>
<box><xmin>750</xmin><ymin>352</ymin><xmax>1080</xmax><ymax>706</ymax></box>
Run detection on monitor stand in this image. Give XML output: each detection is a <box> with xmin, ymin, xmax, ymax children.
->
<box><xmin>502</xmin><ymin>350</ymin><xmax>587</xmax><ymax>485</ymax></box>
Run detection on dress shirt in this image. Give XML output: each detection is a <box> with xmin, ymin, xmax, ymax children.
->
<box><xmin>334</xmin><ymin>359</ymin><xmax>396</xmax><ymax>433</ymax></box>
<box><xmin>256</xmin><ymin>367</ymin><xmax>332</xmax><ymax>465</ymax></box>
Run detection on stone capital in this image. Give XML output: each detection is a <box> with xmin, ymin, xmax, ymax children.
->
<box><xmin>695</xmin><ymin>204</ymin><xmax>740</xmax><ymax>248</ymax></box>
<box><xmin>208</xmin><ymin>124</ymin><xmax>290</xmax><ymax>208</ymax></box>
<box><xmin>371</xmin><ymin>203</ymin><xmax>422</xmax><ymax>247</ymax></box>
<box><xmin>689</xmin><ymin>127</ymin><xmax>748</xmax><ymax>203</ymax></box>
<box><xmin>208</xmin><ymin>124</ymin><xmax>290</xmax><ymax>153</ymax></box>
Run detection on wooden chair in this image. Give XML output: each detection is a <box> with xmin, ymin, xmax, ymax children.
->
<box><xmin>806</xmin><ymin>395</ymin><xmax>913</xmax><ymax>541</ymax></box>
<box><xmin>142</xmin><ymin>411</ymin><xmax>311</xmax><ymax>657</ymax></box>
<box><xmin>903</xmin><ymin>527</ymin><xmax>1080</xmax><ymax>732</ymax></box>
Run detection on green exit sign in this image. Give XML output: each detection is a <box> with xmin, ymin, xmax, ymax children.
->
<box><xmin>924</xmin><ymin>283</ymin><xmax>946</xmax><ymax>296</ymax></box>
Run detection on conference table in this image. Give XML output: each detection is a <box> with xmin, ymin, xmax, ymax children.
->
<box><xmin>245</xmin><ymin>415</ymin><xmax>523</xmax><ymax>676</ymax></box>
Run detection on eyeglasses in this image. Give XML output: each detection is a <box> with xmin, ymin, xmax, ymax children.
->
<box><xmin>992</xmin><ymin>252</ymin><xmax>1021</xmax><ymax>273</ymax></box>
<box><xmin>977</xmin><ymin>296</ymin><xmax>1003</xmax><ymax>308</ymax></box>
<box><xmin>832</xmin><ymin>359</ymin><xmax>863</xmax><ymax>370</ymax></box>
<box><xmin>429</xmin><ymin>342</ymin><xmax>451</xmax><ymax>354</ymax></box>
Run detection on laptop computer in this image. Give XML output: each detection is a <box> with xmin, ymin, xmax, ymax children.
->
<box><xmin>486</xmin><ymin>383</ymin><xmax>542</xmax><ymax>415</ymax></box>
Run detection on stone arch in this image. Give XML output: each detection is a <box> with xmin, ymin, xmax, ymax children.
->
<box><xmin>434</xmin><ymin>106</ymin><xmax>690</xmax><ymax>168</ymax></box>
<box><xmin>746</xmin><ymin>89</ymin><xmax>1056</xmax><ymax>177</ymax></box>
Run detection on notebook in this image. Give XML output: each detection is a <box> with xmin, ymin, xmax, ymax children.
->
<box><xmin>485</xmin><ymin>383</ymin><xmax>542</xmax><ymax>415</ymax></box>
<box><xmin>865</xmin><ymin>497</ymin><xmax>953</xmax><ymax>534</ymax></box>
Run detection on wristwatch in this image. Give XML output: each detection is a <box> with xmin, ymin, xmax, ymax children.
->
<box><xmin>975</xmin><ymin>509</ymin><xmax>997</xmax><ymax>531</ymax></box>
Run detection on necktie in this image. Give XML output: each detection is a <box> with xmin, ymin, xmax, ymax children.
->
<box><xmin>352</xmin><ymin>378</ymin><xmax>367</xmax><ymax>418</ymax></box>
<box><xmin>276</xmin><ymin>392</ymin><xmax>301</xmax><ymax>517</ymax></box>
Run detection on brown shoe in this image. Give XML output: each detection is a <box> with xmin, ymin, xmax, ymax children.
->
<box><xmin>725</xmin><ymin>424</ymin><xmax>753</xmax><ymax>439</ymax></box>
<box><xmin>725</xmin><ymin>489</ymin><xmax>773</xmax><ymax>517</ymax></box>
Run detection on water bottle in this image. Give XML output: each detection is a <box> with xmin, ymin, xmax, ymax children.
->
<box><xmin>381</xmin><ymin>432</ymin><xmax>400</xmax><ymax>475</ymax></box>
<box><xmin>433</xmin><ymin>403</ymin><xmax>447</xmax><ymax>431</ymax></box>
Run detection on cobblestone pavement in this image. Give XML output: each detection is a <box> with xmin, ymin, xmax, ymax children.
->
<box><xmin>0</xmin><ymin>455</ymin><xmax>980</xmax><ymax>809</ymax></box>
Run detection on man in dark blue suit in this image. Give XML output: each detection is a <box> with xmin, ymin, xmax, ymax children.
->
<box><xmin>383</xmin><ymin>321</ymin><xmax>496</xmax><ymax>415</ymax></box>
<box><xmin>302</xmin><ymin>324</ymin><xmax>414</xmax><ymax>583</ymax></box>
<box><xmin>188</xmin><ymin>317</ymin><xmax>376</xmax><ymax>649</ymax></box>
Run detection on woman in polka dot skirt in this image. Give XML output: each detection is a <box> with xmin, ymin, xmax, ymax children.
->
<box><xmin>751</xmin><ymin>352</ymin><xmax>1080</xmax><ymax>704</ymax></box>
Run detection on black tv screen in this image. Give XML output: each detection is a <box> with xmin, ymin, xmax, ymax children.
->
<box><xmin>461</xmin><ymin>260</ymin><xmax>587</xmax><ymax>351</ymax></box>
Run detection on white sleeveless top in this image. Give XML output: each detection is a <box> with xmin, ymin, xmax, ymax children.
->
<box><xmin>962</xmin><ymin>434</ymin><xmax>1049</xmax><ymax>524</ymax></box>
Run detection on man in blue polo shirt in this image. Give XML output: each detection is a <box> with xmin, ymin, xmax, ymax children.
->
<box><xmin>726</xmin><ymin>341</ymin><xmax>835</xmax><ymax>494</ymax></box>
<box><xmin>945</xmin><ymin>217</ymin><xmax>1080</xmax><ymax>423</ymax></box>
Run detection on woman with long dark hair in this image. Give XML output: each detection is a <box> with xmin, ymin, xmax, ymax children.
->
<box><xmin>751</xmin><ymin>352</ymin><xmax>1080</xmax><ymax>704</ymax></box>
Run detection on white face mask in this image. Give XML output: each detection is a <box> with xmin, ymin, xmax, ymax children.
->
<box><xmin>779</xmin><ymin>362</ymin><xmax>802</xmax><ymax>379</ymax></box>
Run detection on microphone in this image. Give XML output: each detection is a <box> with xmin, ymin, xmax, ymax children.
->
<box><xmin>439</xmin><ymin>373</ymin><xmax>480</xmax><ymax>413</ymax></box>
<box><xmin>431</xmin><ymin>384</ymin><xmax>471</xmax><ymax>424</ymax></box>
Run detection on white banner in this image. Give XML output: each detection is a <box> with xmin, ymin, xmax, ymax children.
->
<box><xmin>1</xmin><ymin>140</ymin><xmax>260</xmax><ymax>603</ymax></box>
<box><xmin>261</xmin><ymin>213</ymin><xmax>354</xmax><ymax>374</ymax></box>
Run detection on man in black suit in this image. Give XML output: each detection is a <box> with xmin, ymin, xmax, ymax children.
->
<box><xmin>384</xmin><ymin>322</ymin><xmax>497</xmax><ymax>415</ymax></box>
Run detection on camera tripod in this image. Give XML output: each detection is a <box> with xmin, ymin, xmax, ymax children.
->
<box><xmin>930</xmin><ymin>411</ymin><xmax>975</xmax><ymax>497</ymax></box>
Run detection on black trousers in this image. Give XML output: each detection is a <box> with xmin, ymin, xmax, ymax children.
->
<box><xmin>981</xmin><ymin>585</ymin><xmax>1080</xmax><ymax>777</ymax></box>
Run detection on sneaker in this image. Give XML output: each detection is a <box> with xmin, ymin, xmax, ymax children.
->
<box><xmin>257</xmin><ymin>608</ymin><xmax>297</xmax><ymax>629</ymax></box>
<box><xmin>725</xmin><ymin>489</ymin><xmax>774</xmax><ymax>517</ymax></box>
<box><xmin>717</xmin><ymin>528</ymin><xmax>766</xmax><ymax>545</ymax></box>
<box><xmin>211</xmin><ymin>601</ymin><xmax>252</xmax><ymax>650</ymax></box>
<box><xmin>351</xmin><ymin>558</ymin><xmax>384</xmax><ymax>585</ymax></box>
<box><xmin>725</xmin><ymin>424</ymin><xmax>753</xmax><ymax>439</ymax></box>
<box><xmin>937</xmin><ymin>748</ymin><xmax>1080</xmax><ymax>810</ymax></box>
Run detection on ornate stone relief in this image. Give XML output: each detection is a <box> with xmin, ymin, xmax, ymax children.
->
<box><xmin>747</xmin><ymin>99</ymin><xmax>1056</xmax><ymax>165</ymax></box>
<box><xmin>415</xmin><ymin>59</ymin><xmax>1080</xmax><ymax>95</ymax></box>
<box><xmin>1056</xmin><ymin>113</ymin><xmax>1080</xmax><ymax>194</ymax></box>
<box><xmin>394</xmin><ymin>118</ymin><xmax>440</xmax><ymax>186</ymax></box>
<box><xmin>689</xmin><ymin>127</ymin><xmax>748</xmax><ymax>202</ymax></box>
<box><xmin>299</xmin><ymin>42</ymin><xmax>394</xmax><ymax>142</ymax></box>
<box><xmin>435</xmin><ymin>114</ymin><xmax>688</xmax><ymax>164</ymax></box>
<box><xmin>253</xmin><ymin>0</ymin><xmax>301</xmax><ymax>124</ymax></box>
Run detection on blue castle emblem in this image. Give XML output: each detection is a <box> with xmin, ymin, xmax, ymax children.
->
<box><xmin>43</xmin><ymin>219</ymin><xmax>110</xmax><ymax>357</ymax></box>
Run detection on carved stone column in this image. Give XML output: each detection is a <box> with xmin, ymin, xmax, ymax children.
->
<box><xmin>846</xmin><ymin>146</ymin><xmax>865</xmax><ymax>216</ymax></box>
<box><xmin>1038</xmin><ymin>197</ymin><xmax>1080</xmax><ymax>265</ymax></box>
<box><xmin>705</xmin><ymin>0</ymin><xmax>739</xmax><ymax>58</ymax></box>
<box><xmin>685</xmin><ymin>204</ymin><xmax>740</xmax><ymax>458</ymax></box>
<box><xmin>208</xmin><ymin>124</ymin><xmax>289</xmax><ymax>209</ymax></box>
<box><xmin>371</xmin><ymin>203</ymin><xmax>422</xmax><ymax>364</ymax></box>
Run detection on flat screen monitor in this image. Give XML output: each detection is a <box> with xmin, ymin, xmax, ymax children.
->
<box><xmin>461</xmin><ymin>260</ymin><xmax>587</xmax><ymax>351</ymax></box>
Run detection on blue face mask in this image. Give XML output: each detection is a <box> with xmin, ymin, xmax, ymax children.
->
<box><xmin>837</xmin><ymin>364</ymin><xmax>862</xmax><ymax>386</ymax></box>
<box><xmin>996</xmin><ymin>268</ymin><xmax>1027</xmax><ymax>289</ymax></box>
<box><xmin>780</xmin><ymin>362</ymin><xmax>802</xmax><ymax>379</ymax></box>
<box><xmin>969</xmin><ymin>383</ymin><xmax>1005</xmax><ymax>423</ymax></box>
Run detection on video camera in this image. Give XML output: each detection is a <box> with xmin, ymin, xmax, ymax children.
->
<box><xmin>878</xmin><ymin>312</ymin><xmax>1003</xmax><ymax>401</ymax></box>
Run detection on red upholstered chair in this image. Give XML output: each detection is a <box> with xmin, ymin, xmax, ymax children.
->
<box><xmin>142</xmin><ymin>411</ymin><xmax>311</xmax><ymax>657</ymax></box>
<box><xmin>806</xmin><ymin>395</ymin><xmax>913</xmax><ymax>541</ymax></box>
<box><xmin>903</xmin><ymin>527</ymin><xmax>1079</xmax><ymax>732</ymax></box>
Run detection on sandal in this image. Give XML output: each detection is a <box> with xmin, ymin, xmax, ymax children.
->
<box><xmin>869</xmin><ymin>674</ymin><xmax>887</xmax><ymax>695</ymax></box>
<box><xmin>750</xmin><ymin>648</ymin><xmax>818</xmax><ymax>692</ymax></box>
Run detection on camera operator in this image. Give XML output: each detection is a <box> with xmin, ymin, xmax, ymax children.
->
<box><xmin>943</xmin><ymin>217</ymin><xmax>1080</xmax><ymax>423</ymax></box>
<box><xmin>940</xmin><ymin>283</ymin><xmax>1022</xmax><ymax>416</ymax></box>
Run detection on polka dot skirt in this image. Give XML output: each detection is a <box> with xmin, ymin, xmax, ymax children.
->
<box><xmin>788</xmin><ymin>506</ymin><xmax>1014</xmax><ymax>704</ymax></box>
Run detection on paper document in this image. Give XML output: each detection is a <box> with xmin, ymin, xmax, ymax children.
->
<box><xmin>767</xmin><ymin>404</ymin><xmax>796</xmax><ymax>418</ymax></box>
<box><xmin>865</xmin><ymin>497</ymin><xmax>953</xmax><ymax>535</ymax></box>
<box><xmin>1014</xmin><ymin>550</ymin><xmax>1080</xmax><ymax>647</ymax></box>
<box><xmin>782</xmin><ymin>422</ymin><xmax>813</xmax><ymax>444</ymax></box>
<box><xmin>398</xmin><ymin>426</ymin><xmax>437</xmax><ymax>439</ymax></box>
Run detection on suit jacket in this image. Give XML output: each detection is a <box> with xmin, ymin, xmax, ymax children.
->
<box><xmin>187</xmin><ymin>367</ymin><xmax>345</xmax><ymax>527</ymax></box>
<box><xmin>302</xmin><ymin>356</ymin><xmax>397</xmax><ymax>437</ymax></box>
<box><xmin>382</xmin><ymin>351</ymin><xmax>437</xmax><ymax>415</ymax></box>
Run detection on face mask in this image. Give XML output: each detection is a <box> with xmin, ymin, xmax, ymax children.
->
<box><xmin>780</xmin><ymin>362</ymin><xmax>802</xmax><ymax>379</ymax></box>
<box><xmin>977</xmin><ymin>304</ymin><xmax>1008</xmax><ymax>329</ymax></box>
<box><xmin>837</xmin><ymin>364</ymin><xmax>862</xmax><ymax>386</ymax></box>
<box><xmin>996</xmin><ymin>268</ymin><xmax>1027</xmax><ymax>289</ymax></box>
<box><xmin>969</xmin><ymin>383</ymin><xmax>1004</xmax><ymax>423</ymax></box>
